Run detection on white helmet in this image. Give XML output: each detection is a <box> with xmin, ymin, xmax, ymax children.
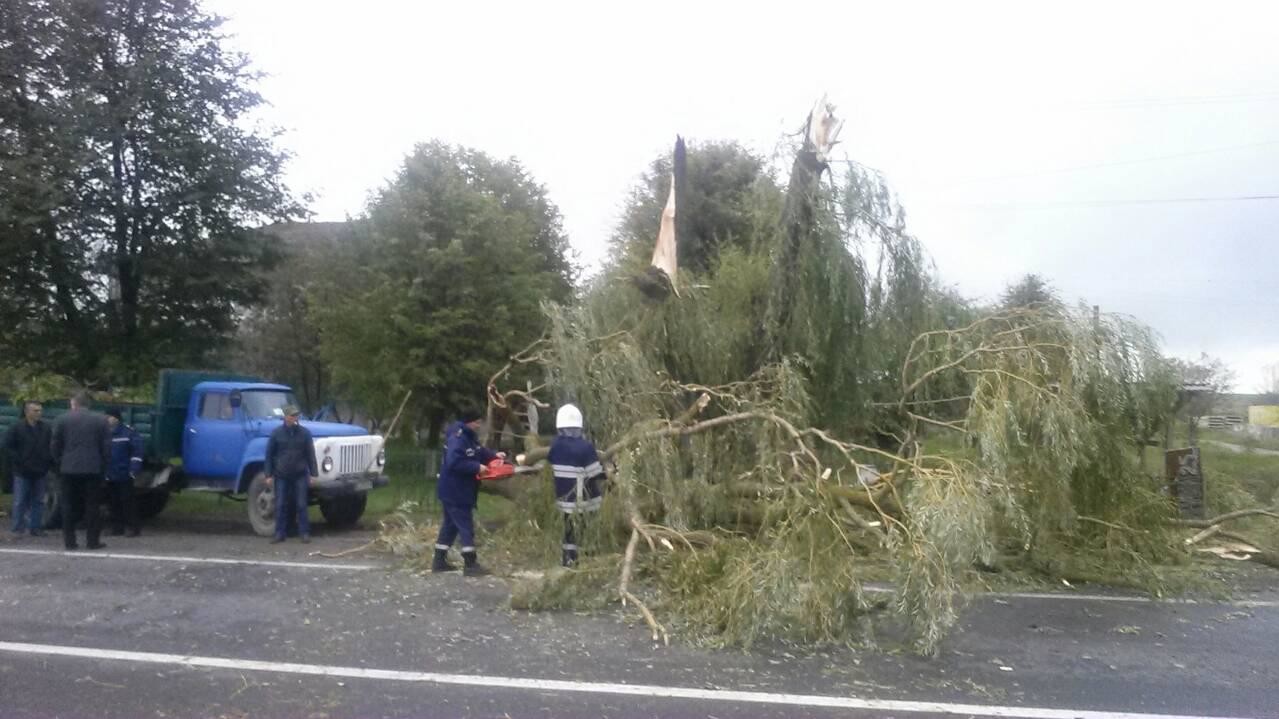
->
<box><xmin>556</xmin><ymin>403</ymin><xmax>584</xmax><ymax>429</ymax></box>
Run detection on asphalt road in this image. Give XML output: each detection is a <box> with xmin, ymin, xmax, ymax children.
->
<box><xmin>0</xmin><ymin>515</ymin><xmax>1276</xmax><ymax>719</ymax></box>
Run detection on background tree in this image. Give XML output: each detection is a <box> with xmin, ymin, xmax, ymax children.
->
<box><xmin>999</xmin><ymin>273</ymin><xmax>1060</xmax><ymax>310</ymax></box>
<box><xmin>232</xmin><ymin>222</ymin><xmax>360</xmax><ymax>410</ymax></box>
<box><xmin>310</xmin><ymin>142</ymin><xmax>575</xmax><ymax>440</ymax></box>
<box><xmin>0</xmin><ymin>0</ymin><xmax>302</xmax><ymax>386</ymax></box>
<box><xmin>1168</xmin><ymin>353</ymin><xmax>1235</xmax><ymax>443</ymax></box>
<box><xmin>607</xmin><ymin>140</ymin><xmax>783</xmax><ymax>275</ymax></box>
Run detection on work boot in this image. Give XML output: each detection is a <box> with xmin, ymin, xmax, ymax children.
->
<box><xmin>461</xmin><ymin>550</ymin><xmax>490</xmax><ymax>577</ymax></box>
<box><xmin>561</xmin><ymin>548</ymin><xmax>578</xmax><ymax>568</ymax></box>
<box><xmin>431</xmin><ymin>547</ymin><xmax>458</xmax><ymax>573</ymax></box>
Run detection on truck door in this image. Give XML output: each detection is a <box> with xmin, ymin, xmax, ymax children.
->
<box><xmin>183</xmin><ymin>390</ymin><xmax>247</xmax><ymax>480</ymax></box>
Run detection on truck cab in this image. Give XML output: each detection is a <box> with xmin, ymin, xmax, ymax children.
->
<box><xmin>181</xmin><ymin>381</ymin><xmax>388</xmax><ymax>535</ymax></box>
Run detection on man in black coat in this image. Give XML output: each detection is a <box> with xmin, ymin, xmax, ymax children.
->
<box><xmin>4</xmin><ymin>401</ymin><xmax>53</xmax><ymax>536</ymax></box>
<box><xmin>51</xmin><ymin>391</ymin><xmax>112</xmax><ymax>550</ymax></box>
<box><xmin>265</xmin><ymin>404</ymin><xmax>317</xmax><ymax>544</ymax></box>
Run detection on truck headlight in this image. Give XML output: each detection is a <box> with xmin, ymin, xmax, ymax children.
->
<box><xmin>376</xmin><ymin>449</ymin><xmax>386</xmax><ymax>467</ymax></box>
<box><xmin>321</xmin><ymin>456</ymin><xmax>334</xmax><ymax>474</ymax></box>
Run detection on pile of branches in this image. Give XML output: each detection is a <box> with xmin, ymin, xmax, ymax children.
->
<box><xmin>383</xmin><ymin>102</ymin><xmax>1231</xmax><ymax>654</ymax></box>
<box><xmin>477</xmin><ymin>299</ymin><xmax>1184</xmax><ymax>654</ymax></box>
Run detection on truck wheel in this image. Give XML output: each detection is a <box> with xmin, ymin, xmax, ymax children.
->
<box><xmin>246</xmin><ymin>472</ymin><xmax>276</xmax><ymax>537</ymax></box>
<box><xmin>319</xmin><ymin>493</ymin><xmax>367</xmax><ymax>530</ymax></box>
<box><xmin>43</xmin><ymin>483</ymin><xmax>63</xmax><ymax>530</ymax></box>
<box><xmin>135</xmin><ymin>488</ymin><xmax>170</xmax><ymax>520</ymax></box>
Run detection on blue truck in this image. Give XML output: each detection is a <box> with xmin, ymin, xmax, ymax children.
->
<box><xmin>0</xmin><ymin>369</ymin><xmax>388</xmax><ymax>535</ymax></box>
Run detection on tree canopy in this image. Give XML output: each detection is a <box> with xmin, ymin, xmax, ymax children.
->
<box><xmin>309</xmin><ymin>142</ymin><xmax>576</xmax><ymax>435</ymax></box>
<box><xmin>608</xmin><ymin>140</ymin><xmax>783</xmax><ymax>275</ymax></box>
<box><xmin>0</xmin><ymin>0</ymin><xmax>302</xmax><ymax>386</ymax></box>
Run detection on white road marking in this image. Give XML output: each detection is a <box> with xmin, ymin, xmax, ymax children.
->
<box><xmin>0</xmin><ymin>547</ymin><xmax>381</xmax><ymax>571</ymax></box>
<box><xmin>982</xmin><ymin>590</ymin><xmax>1279</xmax><ymax>609</ymax></box>
<box><xmin>0</xmin><ymin>641</ymin><xmax>1254</xmax><ymax>719</ymax></box>
<box><xmin>862</xmin><ymin>584</ymin><xmax>1279</xmax><ymax>609</ymax></box>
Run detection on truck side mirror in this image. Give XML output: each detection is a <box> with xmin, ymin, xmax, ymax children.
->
<box><xmin>229</xmin><ymin>391</ymin><xmax>242</xmax><ymax>408</ymax></box>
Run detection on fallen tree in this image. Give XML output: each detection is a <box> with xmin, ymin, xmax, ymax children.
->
<box><xmin>385</xmin><ymin>100</ymin><xmax>1199</xmax><ymax>655</ymax></box>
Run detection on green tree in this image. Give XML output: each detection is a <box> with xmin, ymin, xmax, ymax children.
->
<box><xmin>0</xmin><ymin>0</ymin><xmax>302</xmax><ymax>385</ymax></box>
<box><xmin>608</xmin><ymin>140</ymin><xmax>782</xmax><ymax>275</ymax></box>
<box><xmin>1000</xmin><ymin>273</ymin><xmax>1061</xmax><ymax>310</ymax></box>
<box><xmin>233</xmin><ymin>222</ymin><xmax>360</xmax><ymax>410</ymax></box>
<box><xmin>310</xmin><ymin>142</ymin><xmax>575</xmax><ymax>439</ymax></box>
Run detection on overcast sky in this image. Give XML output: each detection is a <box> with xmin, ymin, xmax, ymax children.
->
<box><xmin>206</xmin><ymin>0</ymin><xmax>1279</xmax><ymax>391</ymax></box>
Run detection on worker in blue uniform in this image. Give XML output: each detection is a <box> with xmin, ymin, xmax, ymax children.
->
<box><xmin>547</xmin><ymin>404</ymin><xmax>606</xmax><ymax>567</ymax></box>
<box><xmin>433</xmin><ymin>406</ymin><xmax>503</xmax><ymax>576</ymax></box>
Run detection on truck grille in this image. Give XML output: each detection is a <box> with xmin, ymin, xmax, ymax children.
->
<box><xmin>338</xmin><ymin>443</ymin><xmax>372</xmax><ymax>475</ymax></box>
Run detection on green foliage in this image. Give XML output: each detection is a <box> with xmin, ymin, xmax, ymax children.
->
<box><xmin>233</xmin><ymin>222</ymin><xmax>358</xmax><ymax>409</ymax></box>
<box><xmin>484</xmin><ymin>132</ymin><xmax>1185</xmax><ymax>656</ymax></box>
<box><xmin>999</xmin><ymin>273</ymin><xmax>1061</xmax><ymax>311</ymax></box>
<box><xmin>0</xmin><ymin>0</ymin><xmax>302</xmax><ymax>386</ymax></box>
<box><xmin>608</xmin><ymin>141</ymin><xmax>783</xmax><ymax>274</ymax></box>
<box><xmin>897</xmin><ymin>305</ymin><xmax>1183</xmax><ymax>634</ymax></box>
<box><xmin>0</xmin><ymin>365</ymin><xmax>78</xmax><ymax>403</ymax></box>
<box><xmin>309</xmin><ymin>142</ymin><xmax>575</xmax><ymax>434</ymax></box>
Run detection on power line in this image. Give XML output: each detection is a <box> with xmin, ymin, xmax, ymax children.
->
<box><xmin>952</xmin><ymin>194</ymin><xmax>1279</xmax><ymax>211</ymax></box>
<box><xmin>1057</xmin><ymin>91</ymin><xmax>1279</xmax><ymax>109</ymax></box>
<box><xmin>936</xmin><ymin>139</ymin><xmax>1279</xmax><ymax>187</ymax></box>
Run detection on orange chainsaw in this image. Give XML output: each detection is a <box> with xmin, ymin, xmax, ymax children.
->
<box><xmin>477</xmin><ymin>458</ymin><xmax>516</xmax><ymax>481</ymax></box>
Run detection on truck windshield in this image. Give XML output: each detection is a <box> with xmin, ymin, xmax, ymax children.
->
<box><xmin>240</xmin><ymin>391</ymin><xmax>300</xmax><ymax>419</ymax></box>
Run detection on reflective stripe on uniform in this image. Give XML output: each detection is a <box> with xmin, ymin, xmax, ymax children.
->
<box><xmin>551</xmin><ymin>463</ymin><xmax>604</xmax><ymax>480</ymax></box>
<box><xmin>434</xmin><ymin>544</ymin><xmax>450</xmax><ymax>551</ymax></box>
<box><xmin>557</xmin><ymin>496</ymin><xmax>602</xmax><ymax>514</ymax></box>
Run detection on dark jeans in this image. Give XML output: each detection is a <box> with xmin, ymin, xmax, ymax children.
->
<box><xmin>11</xmin><ymin>473</ymin><xmax>47</xmax><ymax>533</ymax></box>
<box><xmin>106</xmin><ymin>480</ymin><xmax>139</xmax><ymax>533</ymax></box>
<box><xmin>61</xmin><ymin>473</ymin><xmax>104</xmax><ymax>549</ymax></box>
<box><xmin>273</xmin><ymin>474</ymin><xmax>310</xmax><ymax>540</ymax></box>
<box><xmin>435</xmin><ymin>502</ymin><xmax>476</xmax><ymax>551</ymax></box>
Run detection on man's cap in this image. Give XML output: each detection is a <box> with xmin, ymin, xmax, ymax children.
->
<box><xmin>283</xmin><ymin>404</ymin><xmax>302</xmax><ymax>417</ymax></box>
<box><xmin>105</xmin><ymin>407</ymin><xmax>122</xmax><ymax>420</ymax></box>
<box><xmin>458</xmin><ymin>406</ymin><xmax>484</xmax><ymax>423</ymax></box>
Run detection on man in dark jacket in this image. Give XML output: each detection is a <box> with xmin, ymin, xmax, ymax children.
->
<box><xmin>433</xmin><ymin>406</ymin><xmax>500</xmax><ymax>576</ymax></box>
<box><xmin>104</xmin><ymin>408</ymin><xmax>144</xmax><ymax>537</ymax></box>
<box><xmin>547</xmin><ymin>404</ymin><xmax>607</xmax><ymax>567</ymax></box>
<box><xmin>265</xmin><ymin>404</ymin><xmax>317</xmax><ymax>544</ymax></box>
<box><xmin>4</xmin><ymin>401</ymin><xmax>53</xmax><ymax>536</ymax></box>
<box><xmin>51</xmin><ymin>391</ymin><xmax>111</xmax><ymax>550</ymax></box>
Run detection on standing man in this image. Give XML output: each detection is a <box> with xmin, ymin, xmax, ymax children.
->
<box><xmin>104</xmin><ymin>408</ymin><xmax>143</xmax><ymax>537</ymax></box>
<box><xmin>3</xmin><ymin>401</ymin><xmax>53</xmax><ymax>537</ymax></box>
<box><xmin>51</xmin><ymin>391</ymin><xmax>111</xmax><ymax>551</ymax></box>
<box><xmin>547</xmin><ymin>404</ymin><xmax>606</xmax><ymax>567</ymax></box>
<box><xmin>432</xmin><ymin>406</ymin><xmax>500</xmax><ymax>577</ymax></box>
<box><xmin>265</xmin><ymin>404</ymin><xmax>316</xmax><ymax>544</ymax></box>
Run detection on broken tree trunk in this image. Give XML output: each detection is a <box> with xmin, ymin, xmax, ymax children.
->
<box><xmin>765</xmin><ymin>96</ymin><xmax>843</xmax><ymax>359</ymax></box>
<box><xmin>634</xmin><ymin>137</ymin><xmax>686</xmax><ymax>302</ymax></box>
